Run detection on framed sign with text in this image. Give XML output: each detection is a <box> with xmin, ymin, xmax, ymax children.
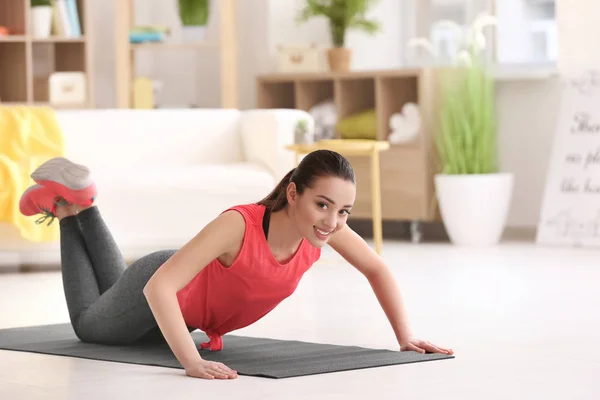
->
<box><xmin>537</xmin><ymin>70</ymin><xmax>600</xmax><ymax>248</ymax></box>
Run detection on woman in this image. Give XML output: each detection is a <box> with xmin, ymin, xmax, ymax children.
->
<box><xmin>19</xmin><ymin>150</ymin><xmax>453</xmax><ymax>381</ymax></box>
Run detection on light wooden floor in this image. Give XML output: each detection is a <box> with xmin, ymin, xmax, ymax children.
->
<box><xmin>0</xmin><ymin>241</ymin><xmax>598</xmax><ymax>399</ymax></box>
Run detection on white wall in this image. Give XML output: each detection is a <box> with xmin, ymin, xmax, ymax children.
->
<box><xmin>556</xmin><ymin>0</ymin><xmax>600</xmax><ymax>72</ymax></box>
<box><xmin>496</xmin><ymin>79</ymin><xmax>561</xmax><ymax>227</ymax></box>
<box><xmin>344</xmin><ymin>0</ymin><xmax>403</xmax><ymax>70</ymax></box>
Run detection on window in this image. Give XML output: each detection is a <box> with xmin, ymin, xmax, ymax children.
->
<box><xmin>402</xmin><ymin>0</ymin><xmax>557</xmax><ymax>67</ymax></box>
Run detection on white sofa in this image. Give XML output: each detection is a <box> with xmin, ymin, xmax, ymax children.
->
<box><xmin>0</xmin><ymin>108</ymin><xmax>313</xmax><ymax>266</ymax></box>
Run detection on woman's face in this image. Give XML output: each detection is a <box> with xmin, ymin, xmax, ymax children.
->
<box><xmin>287</xmin><ymin>175</ymin><xmax>356</xmax><ymax>247</ymax></box>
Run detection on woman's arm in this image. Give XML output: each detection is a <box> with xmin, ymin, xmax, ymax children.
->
<box><xmin>142</xmin><ymin>210</ymin><xmax>245</xmax><ymax>377</ymax></box>
<box><xmin>328</xmin><ymin>225</ymin><xmax>413</xmax><ymax>344</ymax></box>
<box><xmin>328</xmin><ymin>225</ymin><xmax>453</xmax><ymax>355</ymax></box>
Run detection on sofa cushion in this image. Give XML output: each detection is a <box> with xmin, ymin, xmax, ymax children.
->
<box><xmin>94</xmin><ymin>163</ymin><xmax>276</xmax><ymax>196</ymax></box>
<box><xmin>58</xmin><ymin>109</ymin><xmax>245</xmax><ymax>168</ymax></box>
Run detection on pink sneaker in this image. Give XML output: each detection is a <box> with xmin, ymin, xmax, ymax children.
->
<box><xmin>31</xmin><ymin>157</ymin><xmax>97</xmax><ymax>207</ymax></box>
<box><xmin>19</xmin><ymin>184</ymin><xmax>70</xmax><ymax>226</ymax></box>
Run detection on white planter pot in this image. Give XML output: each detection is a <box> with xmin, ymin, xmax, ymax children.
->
<box><xmin>435</xmin><ymin>173</ymin><xmax>514</xmax><ymax>246</ymax></box>
<box><xmin>181</xmin><ymin>26</ymin><xmax>207</xmax><ymax>42</ymax></box>
<box><xmin>31</xmin><ymin>6</ymin><xmax>53</xmax><ymax>39</ymax></box>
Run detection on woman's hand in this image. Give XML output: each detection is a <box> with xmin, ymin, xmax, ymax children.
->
<box><xmin>400</xmin><ymin>338</ymin><xmax>454</xmax><ymax>355</ymax></box>
<box><xmin>185</xmin><ymin>360</ymin><xmax>238</xmax><ymax>380</ymax></box>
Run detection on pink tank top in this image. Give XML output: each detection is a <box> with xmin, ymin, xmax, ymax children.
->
<box><xmin>176</xmin><ymin>203</ymin><xmax>321</xmax><ymax>351</ymax></box>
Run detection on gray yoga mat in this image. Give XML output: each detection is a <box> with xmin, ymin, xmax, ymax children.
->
<box><xmin>0</xmin><ymin>324</ymin><xmax>454</xmax><ymax>379</ymax></box>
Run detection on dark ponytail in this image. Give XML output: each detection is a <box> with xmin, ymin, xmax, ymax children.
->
<box><xmin>257</xmin><ymin>150</ymin><xmax>355</xmax><ymax>212</ymax></box>
<box><xmin>257</xmin><ymin>167</ymin><xmax>296</xmax><ymax>212</ymax></box>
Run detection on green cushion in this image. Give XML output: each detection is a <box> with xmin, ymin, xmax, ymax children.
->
<box><xmin>336</xmin><ymin>109</ymin><xmax>377</xmax><ymax>140</ymax></box>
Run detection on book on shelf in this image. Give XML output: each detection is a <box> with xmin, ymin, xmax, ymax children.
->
<box><xmin>129</xmin><ymin>25</ymin><xmax>170</xmax><ymax>44</ymax></box>
<box><xmin>51</xmin><ymin>0</ymin><xmax>82</xmax><ymax>38</ymax></box>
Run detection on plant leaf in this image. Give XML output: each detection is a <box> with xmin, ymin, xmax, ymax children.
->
<box><xmin>349</xmin><ymin>18</ymin><xmax>381</xmax><ymax>34</ymax></box>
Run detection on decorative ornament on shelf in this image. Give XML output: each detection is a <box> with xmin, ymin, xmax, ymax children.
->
<box><xmin>408</xmin><ymin>12</ymin><xmax>515</xmax><ymax>247</ymax></box>
<box><xmin>30</xmin><ymin>0</ymin><xmax>53</xmax><ymax>39</ymax></box>
<box><xmin>49</xmin><ymin>72</ymin><xmax>87</xmax><ymax>107</ymax></box>
<box><xmin>129</xmin><ymin>25</ymin><xmax>171</xmax><ymax>44</ymax></box>
<box><xmin>296</xmin><ymin>0</ymin><xmax>381</xmax><ymax>73</ymax></box>
<box><xmin>388</xmin><ymin>103</ymin><xmax>421</xmax><ymax>144</ymax></box>
<box><xmin>178</xmin><ymin>0</ymin><xmax>209</xmax><ymax>42</ymax></box>
<box><xmin>309</xmin><ymin>100</ymin><xmax>337</xmax><ymax>141</ymax></box>
<box><xmin>277</xmin><ymin>43</ymin><xmax>328</xmax><ymax>73</ymax></box>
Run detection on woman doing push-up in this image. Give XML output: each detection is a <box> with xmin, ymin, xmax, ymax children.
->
<box><xmin>19</xmin><ymin>150</ymin><xmax>453</xmax><ymax>380</ymax></box>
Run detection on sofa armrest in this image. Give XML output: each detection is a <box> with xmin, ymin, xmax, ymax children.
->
<box><xmin>239</xmin><ymin>109</ymin><xmax>314</xmax><ymax>181</ymax></box>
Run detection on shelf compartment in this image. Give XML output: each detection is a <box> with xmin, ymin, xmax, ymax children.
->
<box><xmin>33</xmin><ymin>76</ymin><xmax>49</xmax><ymax>103</ymax></box>
<box><xmin>0</xmin><ymin>0</ymin><xmax>26</xmax><ymax>35</ymax></box>
<box><xmin>31</xmin><ymin>41</ymin><xmax>87</xmax><ymax>104</ymax></box>
<box><xmin>257</xmin><ymin>81</ymin><xmax>295</xmax><ymax>109</ymax></box>
<box><xmin>375</xmin><ymin>76</ymin><xmax>419</xmax><ymax>143</ymax></box>
<box><xmin>32</xmin><ymin>41</ymin><xmax>86</xmax><ymax>73</ymax></box>
<box><xmin>294</xmin><ymin>80</ymin><xmax>334</xmax><ymax>112</ymax></box>
<box><xmin>0</xmin><ymin>42</ymin><xmax>27</xmax><ymax>103</ymax></box>
<box><xmin>55</xmin><ymin>42</ymin><xmax>86</xmax><ymax>72</ymax></box>
<box><xmin>334</xmin><ymin>77</ymin><xmax>376</xmax><ymax>121</ymax></box>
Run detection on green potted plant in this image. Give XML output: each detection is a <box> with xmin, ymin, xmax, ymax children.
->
<box><xmin>409</xmin><ymin>13</ymin><xmax>514</xmax><ymax>246</ymax></box>
<box><xmin>296</xmin><ymin>0</ymin><xmax>381</xmax><ymax>72</ymax></box>
<box><xmin>177</xmin><ymin>0</ymin><xmax>209</xmax><ymax>42</ymax></box>
<box><xmin>31</xmin><ymin>0</ymin><xmax>53</xmax><ymax>39</ymax></box>
<box><xmin>294</xmin><ymin>118</ymin><xmax>313</xmax><ymax>144</ymax></box>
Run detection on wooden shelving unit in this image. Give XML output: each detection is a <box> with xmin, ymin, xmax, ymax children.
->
<box><xmin>0</xmin><ymin>0</ymin><xmax>93</xmax><ymax>107</ymax></box>
<box><xmin>114</xmin><ymin>0</ymin><xmax>238</xmax><ymax>109</ymax></box>
<box><xmin>257</xmin><ymin>68</ymin><xmax>443</xmax><ymax>223</ymax></box>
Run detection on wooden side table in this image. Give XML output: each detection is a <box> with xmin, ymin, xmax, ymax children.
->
<box><xmin>285</xmin><ymin>139</ymin><xmax>391</xmax><ymax>254</ymax></box>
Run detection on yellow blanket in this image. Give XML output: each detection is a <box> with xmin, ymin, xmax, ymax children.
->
<box><xmin>0</xmin><ymin>106</ymin><xmax>65</xmax><ymax>242</ymax></box>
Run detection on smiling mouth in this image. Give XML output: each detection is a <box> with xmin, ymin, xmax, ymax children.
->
<box><xmin>314</xmin><ymin>226</ymin><xmax>333</xmax><ymax>238</ymax></box>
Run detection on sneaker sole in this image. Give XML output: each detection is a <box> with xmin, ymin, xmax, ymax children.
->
<box><xmin>31</xmin><ymin>157</ymin><xmax>96</xmax><ymax>206</ymax></box>
<box><xmin>19</xmin><ymin>184</ymin><xmax>43</xmax><ymax>216</ymax></box>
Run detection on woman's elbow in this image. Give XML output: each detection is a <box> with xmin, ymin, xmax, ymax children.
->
<box><xmin>143</xmin><ymin>274</ymin><xmax>179</xmax><ymax>300</ymax></box>
<box><xmin>364</xmin><ymin>262</ymin><xmax>391</xmax><ymax>282</ymax></box>
<box><xmin>142</xmin><ymin>280</ymin><xmax>155</xmax><ymax>299</ymax></box>
<box><xmin>143</xmin><ymin>275</ymin><xmax>165</xmax><ymax>299</ymax></box>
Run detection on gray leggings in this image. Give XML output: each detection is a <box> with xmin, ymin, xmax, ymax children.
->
<box><xmin>60</xmin><ymin>206</ymin><xmax>180</xmax><ymax>345</ymax></box>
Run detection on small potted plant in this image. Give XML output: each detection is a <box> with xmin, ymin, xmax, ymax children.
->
<box><xmin>178</xmin><ymin>0</ymin><xmax>209</xmax><ymax>42</ymax></box>
<box><xmin>31</xmin><ymin>0</ymin><xmax>53</xmax><ymax>39</ymax></box>
<box><xmin>296</xmin><ymin>0</ymin><xmax>381</xmax><ymax>72</ymax></box>
<box><xmin>294</xmin><ymin>119</ymin><xmax>312</xmax><ymax>144</ymax></box>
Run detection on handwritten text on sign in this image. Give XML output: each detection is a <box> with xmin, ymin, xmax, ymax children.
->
<box><xmin>537</xmin><ymin>71</ymin><xmax>600</xmax><ymax>247</ymax></box>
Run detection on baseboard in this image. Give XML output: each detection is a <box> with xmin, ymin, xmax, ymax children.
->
<box><xmin>347</xmin><ymin>219</ymin><xmax>538</xmax><ymax>243</ymax></box>
<box><xmin>502</xmin><ymin>226</ymin><xmax>538</xmax><ymax>241</ymax></box>
<box><xmin>347</xmin><ymin>219</ymin><xmax>449</xmax><ymax>242</ymax></box>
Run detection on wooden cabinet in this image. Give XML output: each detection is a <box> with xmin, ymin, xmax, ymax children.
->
<box><xmin>256</xmin><ymin>69</ymin><xmax>443</xmax><ymax>223</ymax></box>
<box><xmin>0</xmin><ymin>0</ymin><xmax>93</xmax><ymax>107</ymax></box>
